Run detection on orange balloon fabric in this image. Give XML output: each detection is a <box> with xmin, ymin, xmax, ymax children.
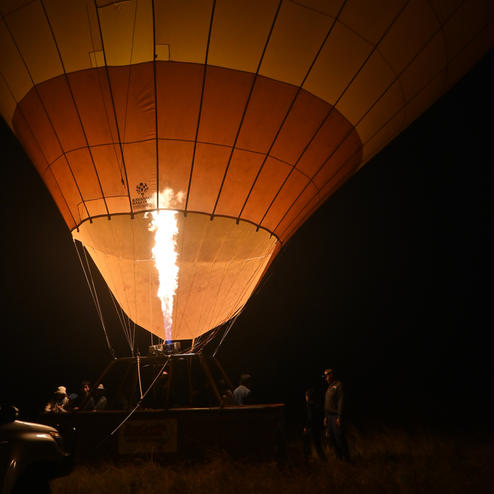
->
<box><xmin>1</xmin><ymin>0</ymin><xmax>491</xmax><ymax>339</ymax></box>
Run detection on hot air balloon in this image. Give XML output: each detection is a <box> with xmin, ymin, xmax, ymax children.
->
<box><xmin>1</xmin><ymin>0</ymin><xmax>492</xmax><ymax>346</ymax></box>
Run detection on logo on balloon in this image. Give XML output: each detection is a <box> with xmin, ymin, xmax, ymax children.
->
<box><xmin>136</xmin><ymin>182</ymin><xmax>148</xmax><ymax>197</ymax></box>
<box><xmin>132</xmin><ymin>182</ymin><xmax>151</xmax><ymax>209</ymax></box>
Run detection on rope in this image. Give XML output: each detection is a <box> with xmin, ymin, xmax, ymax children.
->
<box><xmin>109</xmin><ymin>356</ymin><xmax>170</xmax><ymax>437</ymax></box>
<box><xmin>192</xmin><ymin>323</ymin><xmax>225</xmax><ymax>354</ymax></box>
<box><xmin>212</xmin><ymin>310</ymin><xmax>242</xmax><ymax>358</ymax></box>
<box><xmin>137</xmin><ymin>354</ymin><xmax>143</xmax><ymax>400</ymax></box>
<box><xmin>82</xmin><ymin>247</ymin><xmax>113</xmax><ymax>354</ymax></box>
<box><xmin>108</xmin><ymin>289</ymin><xmax>136</xmax><ymax>355</ymax></box>
<box><xmin>73</xmin><ymin>240</ymin><xmax>115</xmax><ymax>358</ymax></box>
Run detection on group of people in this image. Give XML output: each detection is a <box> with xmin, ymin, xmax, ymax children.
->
<box><xmin>303</xmin><ymin>368</ymin><xmax>350</xmax><ymax>462</ymax></box>
<box><xmin>44</xmin><ymin>381</ymin><xmax>108</xmax><ymax>413</ymax></box>
<box><xmin>44</xmin><ymin>369</ymin><xmax>349</xmax><ymax>463</ymax></box>
<box><xmin>231</xmin><ymin>369</ymin><xmax>349</xmax><ymax>462</ymax></box>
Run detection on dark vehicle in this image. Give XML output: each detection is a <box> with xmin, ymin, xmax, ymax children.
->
<box><xmin>0</xmin><ymin>404</ymin><xmax>72</xmax><ymax>494</ymax></box>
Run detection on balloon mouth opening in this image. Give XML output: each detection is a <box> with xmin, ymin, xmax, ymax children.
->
<box><xmin>72</xmin><ymin>211</ymin><xmax>280</xmax><ymax>341</ymax></box>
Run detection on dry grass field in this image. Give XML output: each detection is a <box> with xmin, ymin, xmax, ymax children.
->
<box><xmin>52</xmin><ymin>426</ymin><xmax>492</xmax><ymax>494</ymax></box>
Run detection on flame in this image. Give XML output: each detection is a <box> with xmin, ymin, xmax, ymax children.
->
<box><xmin>147</xmin><ymin>188</ymin><xmax>182</xmax><ymax>342</ymax></box>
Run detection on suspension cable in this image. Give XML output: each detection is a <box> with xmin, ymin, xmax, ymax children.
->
<box><xmin>109</xmin><ymin>356</ymin><xmax>170</xmax><ymax>437</ymax></box>
<box><xmin>73</xmin><ymin>240</ymin><xmax>115</xmax><ymax>358</ymax></box>
<box><xmin>108</xmin><ymin>289</ymin><xmax>135</xmax><ymax>355</ymax></box>
<box><xmin>137</xmin><ymin>354</ymin><xmax>143</xmax><ymax>400</ymax></box>
<box><xmin>212</xmin><ymin>309</ymin><xmax>242</xmax><ymax>358</ymax></box>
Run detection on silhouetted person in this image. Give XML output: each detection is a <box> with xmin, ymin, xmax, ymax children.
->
<box><xmin>93</xmin><ymin>383</ymin><xmax>108</xmax><ymax>410</ymax></box>
<box><xmin>323</xmin><ymin>368</ymin><xmax>350</xmax><ymax>461</ymax></box>
<box><xmin>303</xmin><ymin>387</ymin><xmax>326</xmax><ymax>461</ymax></box>
<box><xmin>70</xmin><ymin>380</ymin><xmax>95</xmax><ymax>411</ymax></box>
<box><xmin>44</xmin><ymin>386</ymin><xmax>69</xmax><ymax>413</ymax></box>
<box><xmin>233</xmin><ymin>373</ymin><xmax>253</xmax><ymax>405</ymax></box>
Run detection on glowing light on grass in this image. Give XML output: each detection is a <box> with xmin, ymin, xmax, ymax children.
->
<box><xmin>147</xmin><ymin>188</ymin><xmax>183</xmax><ymax>342</ymax></box>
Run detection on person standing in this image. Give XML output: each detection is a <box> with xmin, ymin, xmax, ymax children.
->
<box><xmin>93</xmin><ymin>383</ymin><xmax>108</xmax><ymax>410</ymax></box>
<box><xmin>323</xmin><ymin>368</ymin><xmax>350</xmax><ymax>461</ymax></box>
<box><xmin>44</xmin><ymin>386</ymin><xmax>70</xmax><ymax>414</ymax></box>
<box><xmin>233</xmin><ymin>373</ymin><xmax>253</xmax><ymax>405</ymax></box>
<box><xmin>303</xmin><ymin>388</ymin><xmax>326</xmax><ymax>461</ymax></box>
<box><xmin>70</xmin><ymin>380</ymin><xmax>95</xmax><ymax>411</ymax></box>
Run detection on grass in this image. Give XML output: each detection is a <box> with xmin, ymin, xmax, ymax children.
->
<box><xmin>52</xmin><ymin>425</ymin><xmax>492</xmax><ymax>494</ymax></box>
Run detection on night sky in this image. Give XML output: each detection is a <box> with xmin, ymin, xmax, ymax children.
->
<box><xmin>2</xmin><ymin>52</ymin><xmax>492</xmax><ymax>432</ymax></box>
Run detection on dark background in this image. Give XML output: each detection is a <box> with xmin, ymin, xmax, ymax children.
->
<box><xmin>2</xmin><ymin>53</ymin><xmax>492</xmax><ymax>433</ymax></box>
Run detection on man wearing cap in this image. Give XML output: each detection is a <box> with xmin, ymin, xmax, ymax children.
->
<box><xmin>323</xmin><ymin>369</ymin><xmax>350</xmax><ymax>461</ymax></box>
<box><xmin>44</xmin><ymin>386</ymin><xmax>70</xmax><ymax>413</ymax></box>
<box><xmin>93</xmin><ymin>383</ymin><xmax>108</xmax><ymax>410</ymax></box>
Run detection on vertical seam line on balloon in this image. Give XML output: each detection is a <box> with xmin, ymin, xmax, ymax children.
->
<box><xmin>272</xmin><ymin>0</ymin><xmax>464</xmax><ymax>239</ymax></box>
<box><xmin>0</xmin><ymin>71</ymin><xmax>47</xmax><ymax>163</ymax></box>
<box><xmin>45</xmin><ymin>166</ymin><xmax>79</xmax><ymax>230</ymax></box>
<box><xmin>0</xmin><ymin>70</ymin><xmax>79</xmax><ymax>229</ymax></box>
<box><xmin>85</xmin><ymin>3</ymin><xmax>124</xmax><ymax>185</ymax></box>
<box><xmin>152</xmin><ymin>0</ymin><xmax>160</xmax><ymax>210</ymax></box>
<box><xmin>424</xmin><ymin>0</ymin><xmax>451</xmax><ymax>95</ymax></box>
<box><xmin>40</xmin><ymin>0</ymin><xmax>112</xmax><ymax>220</ymax></box>
<box><xmin>115</xmin><ymin>0</ymin><xmax>139</xmax><ymax>348</ymax></box>
<box><xmin>184</xmin><ymin>0</ymin><xmax>217</xmax><ymax>214</ymax></box>
<box><xmin>94</xmin><ymin>0</ymin><xmax>135</xmax><ymax>218</ymax></box>
<box><xmin>206</xmin><ymin>251</ymin><xmax>235</xmax><ymax>334</ymax></box>
<box><xmin>209</xmin><ymin>0</ymin><xmax>284</xmax><ymax>220</ymax></box>
<box><xmin>0</xmin><ymin>13</ymin><xmax>91</xmax><ymax>224</ymax></box>
<box><xmin>172</xmin><ymin>215</ymin><xmax>205</xmax><ymax>336</ymax></box>
<box><xmin>120</xmin><ymin>0</ymin><xmax>139</xmax><ymax>149</ymax></box>
<box><xmin>276</xmin><ymin>13</ymin><xmax>486</xmax><ymax>241</ymax></box>
<box><xmin>257</xmin><ymin>0</ymin><xmax>411</xmax><ymax>231</ymax></box>
<box><xmin>235</xmin><ymin>0</ymin><xmax>349</xmax><ymax>226</ymax></box>
<box><xmin>197</xmin><ymin>227</ymin><xmax>225</xmax><ymax>336</ymax></box>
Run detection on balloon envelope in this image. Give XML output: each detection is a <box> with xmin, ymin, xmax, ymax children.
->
<box><xmin>1</xmin><ymin>0</ymin><xmax>491</xmax><ymax>339</ymax></box>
